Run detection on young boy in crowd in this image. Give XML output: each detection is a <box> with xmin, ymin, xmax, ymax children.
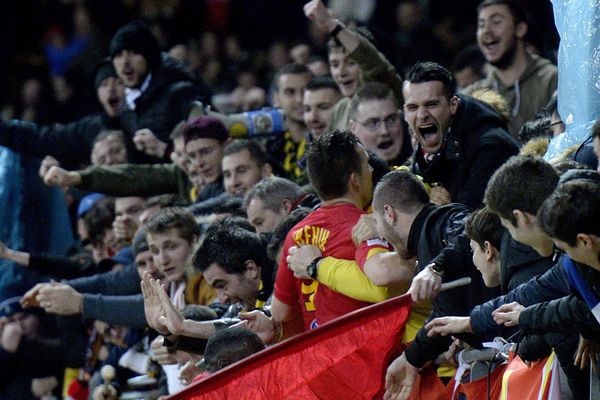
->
<box><xmin>143</xmin><ymin>207</ymin><xmax>215</xmax><ymax>394</ymax></box>
<box><xmin>425</xmin><ymin>207</ymin><xmax>505</xmax><ymax>336</ymax></box>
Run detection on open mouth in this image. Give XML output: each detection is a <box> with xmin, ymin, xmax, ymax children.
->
<box><xmin>310</xmin><ymin>123</ymin><xmax>326</xmax><ymax>132</ymax></box>
<box><xmin>377</xmin><ymin>140</ymin><xmax>394</xmax><ymax>150</ymax></box>
<box><xmin>340</xmin><ymin>79</ymin><xmax>355</xmax><ymax>91</ymax></box>
<box><xmin>418</xmin><ymin>124</ymin><xmax>437</xmax><ymax>135</ymax></box>
<box><xmin>108</xmin><ymin>97</ymin><xmax>121</xmax><ymax>108</ymax></box>
<box><xmin>483</xmin><ymin>38</ymin><xmax>500</xmax><ymax>52</ymax></box>
<box><xmin>418</xmin><ymin>124</ymin><xmax>439</xmax><ymax>146</ymax></box>
<box><xmin>122</xmin><ymin>68</ymin><xmax>135</xmax><ymax>80</ymax></box>
<box><xmin>232</xmin><ymin>188</ymin><xmax>246</xmax><ymax>197</ymax></box>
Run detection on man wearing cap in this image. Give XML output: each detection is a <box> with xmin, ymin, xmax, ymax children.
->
<box><xmin>0</xmin><ymin>58</ymin><xmax>124</xmax><ymax>170</ymax></box>
<box><xmin>109</xmin><ymin>20</ymin><xmax>211</xmax><ymax>164</ymax></box>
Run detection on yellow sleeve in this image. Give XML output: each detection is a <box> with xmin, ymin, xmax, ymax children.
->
<box><xmin>317</xmin><ymin>256</ymin><xmax>402</xmax><ymax>303</ymax></box>
<box><xmin>319</xmin><ymin>254</ymin><xmax>434</xmax><ymax>345</ymax></box>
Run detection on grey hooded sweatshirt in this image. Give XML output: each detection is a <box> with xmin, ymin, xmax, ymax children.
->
<box><xmin>464</xmin><ymin>53</ymin><xmax>558</xmax><ymax>139</ymax></box>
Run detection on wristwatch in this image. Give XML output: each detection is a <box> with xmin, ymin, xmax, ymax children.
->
<box><xmin>307</xmin><ymin>257</ymin><xmax>324</xmax><ymax>280</ymax></box>
<box><xmin>427</xmin><ymin>263</ymin><xmax>444</xmax><ymax>277</ymax></box>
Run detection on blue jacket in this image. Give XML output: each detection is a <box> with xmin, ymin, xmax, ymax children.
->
<box><xmin>470</xmin><ymin>258</ymin><xmax>570</xmax><ymax>339</ymax></box>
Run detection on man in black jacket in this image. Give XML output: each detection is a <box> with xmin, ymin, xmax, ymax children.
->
<box><xmin>404</xmin><ymin>62</ymin><xmax>519</xmax><ymax>209</ymax></box>
<box><xmin>0</xmin><ymin>59</ymin><xmax>123</xmax><ymax>170</ymax></box>
<box><xmin>109</xmin><ymin>20</ymin><xmax>211</xmax><ymax>164</ymax></box>
<box><xmin>371</xmin><ymin>170</ymin><xmax>499</xmax><ymax>400</ymax></box>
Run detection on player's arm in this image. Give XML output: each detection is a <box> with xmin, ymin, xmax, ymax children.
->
<box><xmin>288</xmin><ymin>245</ymin><xmax>406</xmax><ymax>302</ymax></box>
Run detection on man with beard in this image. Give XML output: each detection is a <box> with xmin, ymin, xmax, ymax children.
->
<box><xmin>404</xmin><ymin>62</ymin><xmax>518</xmax><ymax>209</ymax></box>
<box><xmin>109</xmin><ymin>20</ymin><xmax>210</xmax><ymax>163</ymax></box>
<box><xmin>303</xmin><ymin>76</ymin><xmax>342</xmax><ymax>140</ymax></box>
<box><xmin>464</xmin><ymin>0</ymin><xmax>558</xmax><ymax>137</ymax></box>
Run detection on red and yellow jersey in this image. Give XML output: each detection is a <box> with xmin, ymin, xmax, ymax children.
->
<box><xmin>274</xmin><ymin>203</ymin><xmax>388</xmax><ymax>330</ymax></box>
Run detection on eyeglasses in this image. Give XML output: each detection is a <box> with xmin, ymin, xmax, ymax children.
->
<box><xmin>354</xmin><ymin>112</ymin><xmax>400</xmax><ymax>132</ymax></box>
<box><xmin>548</xmin><ymin>120</ymin><xmax>565</xmax><ymax>135</ymax></box>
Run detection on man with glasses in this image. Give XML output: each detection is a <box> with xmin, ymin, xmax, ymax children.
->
<box><xmin>404</xmin><ymin>62</ymin><xmax>518</xmax><ymax>208</ymax></box>
<box><xmin>349</xmin><ymin>82</ymin><xmax>412</xmax><ymax>167</ymax></box>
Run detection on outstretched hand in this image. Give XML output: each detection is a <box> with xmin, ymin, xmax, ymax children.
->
<box><xmin>43</xmin><ymin>166</ymin><xmax>81</xmax><ymax>187</ymax></box>
<box><xmin>425</xmin><ymin>316</ymin><xmax>472</xmax><ymax>337</ymax></box>
<box><xmin>303</xmin><ymin>0</ymin><xmax>337</xmax><ymax>33</ymax></box>
<box><xmin>21</xmin><ymin>283</ymin><xmax>46</xmax><ymax>308</ymax></box>
<box><xmin>492</xmin><ymin>302</ymin><xmax>525</xmax><ymax>327</ymax></box>
<box><xmin>141</xmin><ymin>272</ymin><xmax>169</xmax><ymax>335</ymax></box>
<box><xmin>36</xmin><ymin>282</ymin><xmax>83</xmax><ymax>315</ymax></box>
<box><xmin>384</xmin><ymin>353</ymin><xmax>419</xmax><ymax>400</ymax></box>
<box><xmin>151</xmin><ymin>276</ymin><xmax>185</xmax><ymax>336</ymax></box>
<box><xmin>237</xmin><ymin>310</ymin><xmax>276</xmax><ymax>344</ymax></box>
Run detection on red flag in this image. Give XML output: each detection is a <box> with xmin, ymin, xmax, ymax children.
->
<box><xmin>167</xmin><ymin>294</ymin><xmax>412</xmax><ymax>400</ymax></box>
<box><xmin>455</xmin><ymin>364</ymin><xmax>506</xmax><ymax>400</ymax></box>
<box><xmin>407</xmin><ymin>367</ymin><xmax>454</xmax><ymax>400</ymax></box>
<box><xmin>499</xmin><ymin>352</ymin><xmax>560</xmax><ymax>400</ymax></box>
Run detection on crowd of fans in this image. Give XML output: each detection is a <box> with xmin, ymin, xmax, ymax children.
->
<box><xmin>0</xmin><ymin>0</ymin><xmax>598</xmax><ymax>399</ymax></box>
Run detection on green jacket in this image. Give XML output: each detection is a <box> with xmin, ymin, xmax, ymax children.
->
<box><xmin>78</xmin><ymin>163</ymin><xmax>191</xmax><ymax>200</ymax></box>
<box><xmin>463</xmin><ymin>53</ymin><xmax>558</xmax><ymax>139</ymax></box>
<box><xmin>328</xmin><ymin>35</ymin><xmax>403</xmax><ymax>131</ymax></box>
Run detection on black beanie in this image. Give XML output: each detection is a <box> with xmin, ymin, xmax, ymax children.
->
<box><xmin>93</xmin><ymin>58</ymin><xmax>118</xmax><ymax>89</ymax></box>
<box><xmin>109</xmin><ymin>21</ymin><xmax>161</xmax><ymax>70</ymax></box>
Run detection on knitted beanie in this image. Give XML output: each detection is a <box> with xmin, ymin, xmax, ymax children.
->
<box><xmin>93</xmin><ymin>58</ymin><xmax>118</xmax><ymax>89</ymax></box>
<box><xmin>183</xmin><ymin>115</ymin><xmax>229</xmax><ymax>145</ymax></box>
<box><xmin>109</xmin><ymin>21</ymin><xmax>161</xmax><ymax>70</ymax></box>
<box><xmin>132</xmin><ymin>228</ymin><xmax>149</xmax><ymax>256</ymax></box>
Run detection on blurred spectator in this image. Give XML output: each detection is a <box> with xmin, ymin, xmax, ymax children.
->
<box><xmin>393</xmin><ymin>0</ymin><xmax>445</xmax><ymax>75</ymax></box>
<box><xmin>306</xmin><ymin>55</ymin><xmax>329</xmax><ymax>77</ymax></box>
<box><xmin>464</xmin><ymin>0</ymin><xmax>558</xmax><ymax>137</ymax></box>
<box><xmin>452</xmin><ymin>44</ymin><xmax>486</xmax><ymax>90</ymax></box>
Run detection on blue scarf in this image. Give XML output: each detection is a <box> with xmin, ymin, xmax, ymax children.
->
<box><xmin>562</xmin><ymin>256</ymin><xmax>600</xmax><ymax>323</ymax></box>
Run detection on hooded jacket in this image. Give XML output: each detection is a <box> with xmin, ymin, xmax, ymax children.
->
<box><xmin>411</xmin><ymin>94</ymin><xmax>519</xmax><ymax>209</ymax></box>
<box><xmin>464</xmin><ymin>53</ymin><xmax>558</xmax><ymax>138</ymax></box>
<box><xmin>499</xmin><ymin>231</ymin><xmax>555</xmax><ymax>293</ymax></box>
<box><xmin>120</xmin><ymin>54</ymin><xmax>211</xmax><ymax>164</ymax></box>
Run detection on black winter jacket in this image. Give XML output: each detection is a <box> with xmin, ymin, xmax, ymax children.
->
<box><xmin>498</xmin><ymin>232</ymin><xmax>555</xmax><ymax>294</ymax></box>
<box><xmin>120</xmin><ymin>54</ymin><xmax>211</xmax><ymax>164</ymax></box>
<box><xmin>403</xmin><ymin>203</ymin><xmax>500</xmax><ymax>368</ymax></box>
<box><xmin>411</xmin><ymin>95</ymin><xmax>519</xmax><ymax>209</ymax></box>
<box><xmin>0</xmin><ymin>113</ymin><xmax>119</xmax><ymax>169</ymax></box>
<box><xmin>519</xmin><ymin>262</ymin><xmax>600</xmax><ymax>339</ymax></box>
